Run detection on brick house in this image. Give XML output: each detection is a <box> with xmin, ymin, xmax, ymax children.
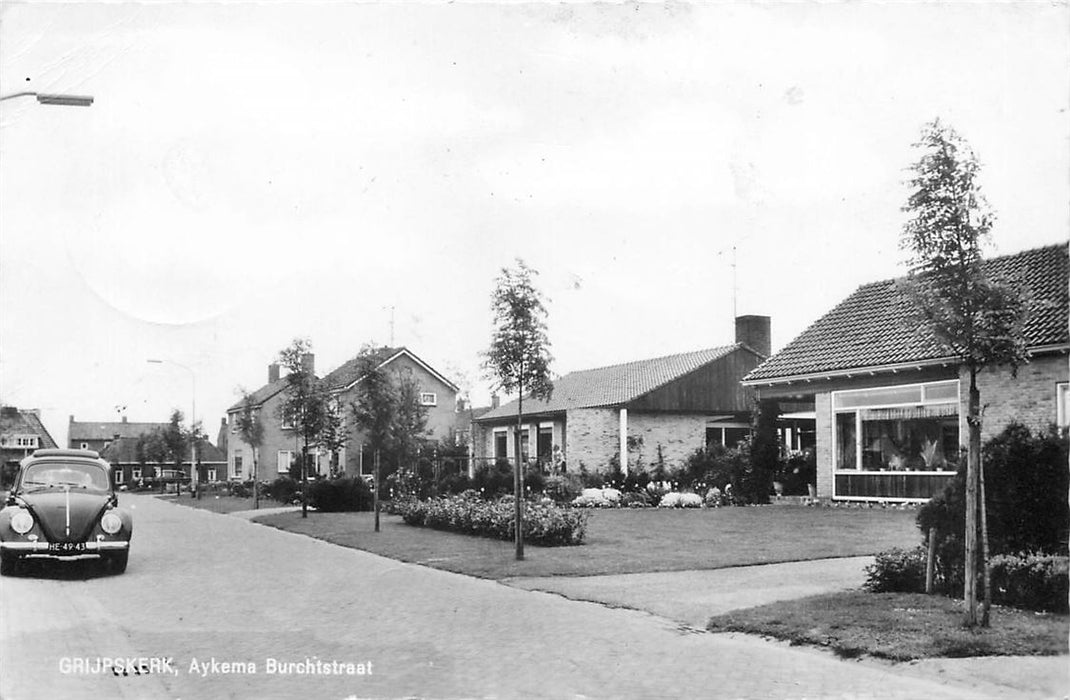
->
<box><xmin>742</xmin><ymin>243</ymin><xmax>1069</xmax><ymax>503</ymax></box>
<box><xmin>1</xmin><ymin>407</ymin><xmax>59</xmax><ymax>486</ymax></box>
<box><xmin>225</xmin><ymin>348</ymin><xmax>461</xmax><ymax>481</ymax></box>
<box><xmin>473</xmin><ymin>316</ymin><xmax>771</xmax><ymax>475</ymax></box>
<box><xmin>68</xmin><ymin>415</ymin><xmax>167</xmax><ymax>453</ymax></box>
<box><xmin>100</xmin><ymin>436</ymin><xmax>227</xmax><ymax>486</ymax></box>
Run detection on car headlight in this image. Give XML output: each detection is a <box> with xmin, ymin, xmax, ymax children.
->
<box><xmin>11</xmin><ymin>510</ymin><xmax>34</xmax><ymax>535</ymax></box>
<box><xmin>101</xmin><ymin>512</ymin><xmax>123</xmax><ymax>535</ymax></box>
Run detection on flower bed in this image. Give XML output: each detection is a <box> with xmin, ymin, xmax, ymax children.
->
<box><xmin>396</xmin><ymin>492</ymin><xmax>589</xmax><ymax>546</ymax></box>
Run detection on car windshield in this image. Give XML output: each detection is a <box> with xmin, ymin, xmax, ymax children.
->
<box><xmin>19</xmin><ymin>462</ymin><xmax>110</xmax><ymax>492</ymax></box>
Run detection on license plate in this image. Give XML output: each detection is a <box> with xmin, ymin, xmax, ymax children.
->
<box><xmin>47</xmin><ymin>542</ymin><xmax>87</xmax><ymax>553</ymax></box>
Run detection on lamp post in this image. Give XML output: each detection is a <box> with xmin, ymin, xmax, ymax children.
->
<box><xmin>0</xmin><ymin>91</ymin><xmax>94</xmax><ymax>106</ymax></box>
<box><xmin>147</xmin><ymin>359</ymin><xmax>197</xmax><ymax>496</ymax></box>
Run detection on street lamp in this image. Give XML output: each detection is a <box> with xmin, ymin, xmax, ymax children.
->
<box><xmin>0</xmin><ymin>91</ymin><xmax>94</xmax><ymax>106</ymax></box>
<box><xmin>147</xmin><ymin>358</ymin><xmax>198</xmax><ymax>496</ymax></box>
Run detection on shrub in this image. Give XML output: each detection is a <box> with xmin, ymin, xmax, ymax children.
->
<box><xmin>308</xmin><ymin>476</ymin><xmax>373</xmax><ymax>512</ymax></box>
<box><xmin>658</xmin><ymin>492</ymin><xmax>703</xmax><ymax>508</ymax></box>
<box><xmin>677</xmin><ymin>442</ymin><xmax>763</xmax><ymax>504</ymax></box>
<box><xmin>989</xmin><ymin>552</ymin><xmax>1069</xmax><ymax>613</ymax></box>
<box><xmin>621</xmin><ymin>491</ymin><xmax>653</xmax><ymax>508</ymax></box>
<box><xmin>263</xmin><ymin>477</ymin><xmax>300</xmax><ymax>505</ymax></box>
<box><xmin>864</xmin><ymin>547</ymin><xmax>928</xmax><ymax>593</ymax></box>
<box><xmin>571</xmin><ymin>488</ymin><xmax>622</xmax><ymax>508</ymax></box>
<box><xmin>916</xmin><ymin>424</ymin><xmax>1069</xmax><ymax>595</ymax></box>
<box><xmin>395</xmin><ymin>494</ymin><xmax>589</xmax><ymax>546</ymax></box>
<box><xmin>543</xmin><ymin>474</ymin><xmax>584</xmax><ymax>504</ymax></box>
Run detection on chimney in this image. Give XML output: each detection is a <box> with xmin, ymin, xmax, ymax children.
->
<box><xmin>268</xmin><ymin>363</ymin><xmax>280</xmax><ymax>383</ymax></box>
<box><xmin>735</xmin><ymin>315</ymin><xmax>771</xmax><ymax>358</ymax></box>
<box><xmin>491</xmin><ymin>393</ymin><xmax>500</xmax><ymax>409</ymax></box>
<box><xmin>121</xmin><ymin>416</ymin><xmax>128</xmax><ymax>423</ymax></box>
<box><xmin>301</xmin><ymin>353</ymin><xmax>315</xmax><ymax>375</ymax></box>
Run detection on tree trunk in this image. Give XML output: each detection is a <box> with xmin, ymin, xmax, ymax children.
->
<box><xmin>301</xmin><ymin>442</ymin><xmax>309</xmax><ymax>519</ymax></box>
<box><xmin>374</xmin><ymin>449</ymin><xmax>380</xmax><ymax>533</ymax></box>
<box><xmin>979</xmin><ymin>442</ymin><xmax>992</xmax><ymax>627</ymax></box>
<box><xmin>515</xmin><ymin>372</ymin><xmax>525</xmax><ymax>561</ymax></box>
<box><xmin>253</xmin><ymin>447</ymin><xmax>260</xmax><ymax>510</ymax></box>
<box><xmin>964</xmin><ymin>369</ymin><xmax>980</xmax><ymax>626</ymax></box>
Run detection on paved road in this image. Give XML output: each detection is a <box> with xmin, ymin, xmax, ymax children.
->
<box><xmin>0</xmin><ymin>494</ymin><xmax>1041</xmax><ymax>699</ymax></box>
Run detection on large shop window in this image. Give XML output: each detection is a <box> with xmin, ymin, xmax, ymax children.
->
<box><xmin>834</xmin><ymin>380</ymin><xmax>960</xmax><ymax>473</ymax></box>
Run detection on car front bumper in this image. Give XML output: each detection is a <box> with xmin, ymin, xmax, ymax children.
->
<box><xmin>1</xmin><ymin>540</ymin><xmax>129</xmax><ymax>554</ymax></box>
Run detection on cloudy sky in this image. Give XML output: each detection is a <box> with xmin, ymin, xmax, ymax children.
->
<box><xmin>1</xmin><ymin>2</ymin><xmax>1067</xmax><ymax>446</ymax></box>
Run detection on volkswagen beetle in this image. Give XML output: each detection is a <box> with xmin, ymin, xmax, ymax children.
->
<box><xmin>0</xmin><ymin>449</ymin><xmax>132</xmax><ymax>575</ymax></box>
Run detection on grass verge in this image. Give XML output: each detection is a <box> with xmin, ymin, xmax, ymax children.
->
<box><xmin>159</xmin><ymin>495</ymin><xmax>288</xmax><ymax>514</ymax></box>
<box><xmin>256</xmin><ymin>505</ymin><xmax>918</xmax><ymax>579</ymax></box>
<box><xmin>707</xmin><ymin>590</ymin><xmax>1069</xmax><ymax>660</ymax></box>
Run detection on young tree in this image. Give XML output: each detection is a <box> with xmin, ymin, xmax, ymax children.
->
<box><xmin>482</xmin><ymin>259</ymin><xmax>554</xmax><ymax>560</ymax></box>
<box><xmin>899</xmin><ymin>119</ymin><xmax>1030</xmax><ymax>627</ymax></box>
<box><xmin>235</xmin><ymin>391</ymin><xmax>265</xmax><ymax>509</ymax></box>
<box><xmin>278</xmin><ymin>339</ymin><xmax>342</xmax><ymax>518</ymax></box>
<box><xmin>348</xmin><ymin>346</ymin><xmax>431</xmax><ymax>529</ymax></box>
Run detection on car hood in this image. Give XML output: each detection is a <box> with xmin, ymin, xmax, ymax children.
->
<box><xmin>18</xmin><ymin>489</ymin><xmax>110</xmax><ymax>542</ymax></box>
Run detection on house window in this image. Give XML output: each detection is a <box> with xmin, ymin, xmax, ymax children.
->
<box><xmin>420</xmin><ymin>392</ymin><xmax>437</xmax><ymax>407</ymax></box>
<box><xmin>114</xmin><ymin>469</ymin><xmax>124</xmax><ymax>485</ymax></box>
<box><xmin>132</xmin><ymin>468</ymin><xmax>142</xmax><ymax>480</ymax></box>
<box><xmin>537</xmin><ymin>426</ymin><xmax>553</xmax><ymax>461</ymax></box>
<box><xmin>834</xmin><ymin>380</ymin><xmax>960</xmax><ymax>472</ymax></box>
<box><xmin>80</xmin><ymin>442</ymin><xmax>90</xmax><ymax>450</ymax></box>
<box><xmin>234</xmin><ymin>454</ymin><xmax>243</xmax><ymax>479</ymax></box>
<box><xmin>1057</xmin><ymin>383</ymin><xmax>1069</xmax><ymax>429</ymax></box>
<box><xmin>207</xmin><ymin>469</ymin><xmax>217</xmax><ymax>481</ymax></box>
<box><xmin>493</xmin><ymin>430</ymin><xmax>508</xmax><ymax>461</ymax></box>
<box><xmin>281</xmin><ymin>409</ymin><xmax>295</xmax><ymax>430</ymax></box>
<box><xmin>278</xmin><ymin>450</ymin><xmax>294</xmax><ymax>477</ymax></box>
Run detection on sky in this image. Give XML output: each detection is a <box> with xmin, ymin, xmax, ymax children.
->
<box><xmin>1</xmin><ymin>1</ymin><xmax>1067</xmax><ymax>447</ymax></box>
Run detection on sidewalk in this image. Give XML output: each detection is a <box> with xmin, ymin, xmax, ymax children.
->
<box><xmin>503</xmin><ymin>557</ymin><xmax>1068</xmax><ymax>699</ymax></box>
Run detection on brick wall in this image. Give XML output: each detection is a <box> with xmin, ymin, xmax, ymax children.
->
<box><xmin>227</xmin><ymin>389</ymin><xmax>305</xmax><ymax>482</ymax></box>
<box><xmin>814</xmin><ymin>391</ymin><xmax>834</xmax><ymax>499</ymax></box>
<box><xmin>626</xmin><ymin>413</ymin><xmax>708</xmax><ymax>474</ymax></box>
<box><xmin>968</xmin><ymin>353</ymin><xmax>1068</xmax><ymax>440</ymax></box>
<box><xmin>564</xmin><ymin>408</ymin><xmax>619</xmax><ymax>473</ymax></box>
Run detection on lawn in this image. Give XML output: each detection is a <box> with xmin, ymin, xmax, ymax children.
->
<box><xmin>159</xmin><ymin>494</ymin><xmax>283</xmax><ymax>515</ymax></box>
<box><xmin>707</xmin><ymin>591</ymin><xmax>1069</xmax><ymax>660</ymax></box>
<box><xmin>255</xmin><ymin>505</ymin><xmax>919</xmax><ymax>579</ymax></box>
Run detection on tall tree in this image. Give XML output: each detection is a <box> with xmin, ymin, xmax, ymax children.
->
<box><xmin>278</xmin><ymin>339</ymin><xmax>342</xmax><ymax>518</ymax></box>
<box><xmin>235</xmin><ymin>391</ymin><xmax>265</xmax><ymax>509</ymax></box>
<box><xmin>482</xmin><ymin>259</ymin><xmax>554</xmax><ymax>560</ymax></box>
<box><xmin>899</xmin><ymin>119</ymin><xmax>1029</xmax><ymax>627</ymax></box>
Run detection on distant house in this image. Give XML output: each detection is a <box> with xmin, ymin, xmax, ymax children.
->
<box><xmin>742</xmin><ymin>243</ymin><xmax>1069</xmax><ymax>503</ymax></box>
<box><xmin>473</xmin><ymin>316</ymin><xmax>771</xmax><ymax>475</ymax></box>
<box><xmin>1</xmin><ymin>406</ymin><xmax>59</xmax><ymax>485</ymax></box>
<box><xmin>225</xmin><ymin>347</ymin><xmax>461</xmax><ymax>482</ymax></box>
<box><xmin>68</xmin><ymin>415</ymin><xmax>167</xmax><ymax>453</ymax></box>
<box><xmin>100</xmin><ymin>436</ymin><xmax>227</xmax><ymax>486</ymax></box>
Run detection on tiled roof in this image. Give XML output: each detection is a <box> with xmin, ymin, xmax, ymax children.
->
<box><xmin>476</xmin><ymin>345</ymin><xmax>741</xmax><ymax>422</ymax></box>
<box><xmin>323</xmin><ymin>347</ymin><xmax>460</xmax><ymax>393</ymax></box>
<box><xmin>745</xmin><ymin>243</ymin><xmax>1069</xmax><ymax>383</ymax></box>
<box><xmin>227</xmin><ymin>377</ymin><xmax>293</xmax><ymax>412</ymax></box>
<box><xmin>1</xmin><ymin>408</ymin><xmax>58</xmax><ymax>448</ymax></box>
<box><xmin>321</xmin><ymin>346</ymin><xmax>402</xmax><ymax>390</ymax></box>
<box><xmin>69</xmin><ymin>419</ymin><xmax>167</xmax><ymax>442</ymax></box>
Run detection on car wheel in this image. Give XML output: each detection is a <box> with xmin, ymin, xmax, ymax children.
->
<box><xmin>0</xmin><ymin>551</ymin><xmax>19</xmax><ymax>576</ymax></box>
<box><xmin>105</xmin><ymin>551</ymin><xmax>129</xmax><ymax>574</ymax></box>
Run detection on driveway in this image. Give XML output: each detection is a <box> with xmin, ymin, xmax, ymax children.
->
<box><xmin>0</xmin><ymin>493</ymin><xmax>1047</xmax><ymax>699</ymax></box>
